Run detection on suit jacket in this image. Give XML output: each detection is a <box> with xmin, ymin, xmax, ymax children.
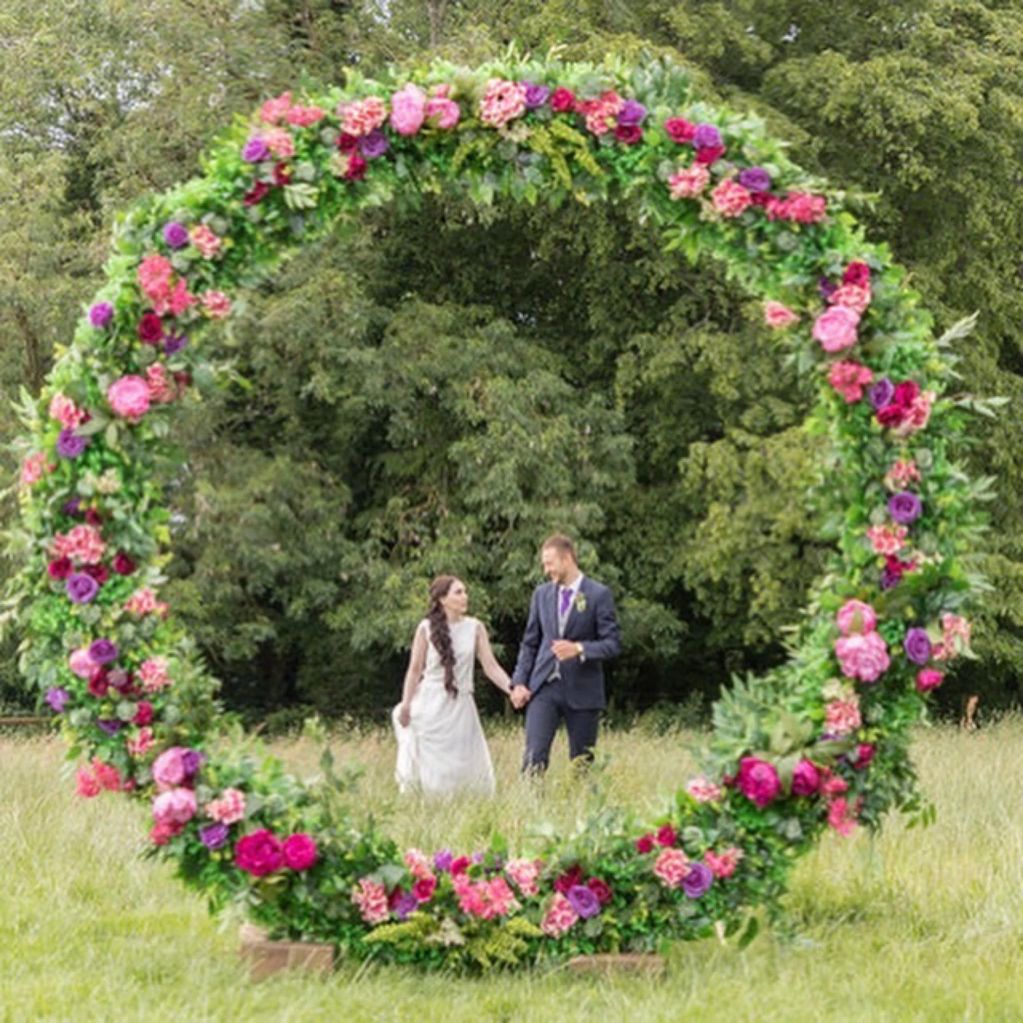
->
<box><xmin>511</xmin><ymin>576</ymin><xmax>621</xmax><ymax>710</ymax></box>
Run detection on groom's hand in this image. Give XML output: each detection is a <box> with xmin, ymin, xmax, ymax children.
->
<box><xmin>551</xmin><ymin>640</ymin><xmax>582</xmax><ymax>661</ymax></box>
<box><xmin>510</xmin><ymin>684</ymin><xmax>531</xmax><ymax>709</ymax></box>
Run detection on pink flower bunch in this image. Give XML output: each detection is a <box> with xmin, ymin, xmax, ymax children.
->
<box><xmin>49</xmin><ymin>393</ymin><xmax>86</xmax><ymax>430</ymax></box>
<box><xmin>262</xmin><ymin>127</ymin><xmax>295</xmax><ymax>159</ymax></box>
<box><xmin>540</xmin><ymin>892</ymin><xmax>579</xmax><ymax>937</ymax></box>
<box><xmin>653</xmin><ymin>847</ymin><xmax>689</xmax><ymax>887</ymax></box>
<box><xmin>390</xmin><ymin>83</ymin><xmax>427</xmax><ymax>135</ymax></box>
<box><xmin>352</xmin><ymin>877</ymin><xmax>390</xmax><ymax>924</ymax></box>
<box><xmin>703</xmin><ymin>846</ymin><xmax>743</xmax><ymax>879</ymax></box>
<box><xmin>827</xmin><ymin>796</ymin><xmax>860</xmax><ymax>837</ymax></box>
<box><xmin>667</xmin><ymin>163</ymin><xmax>710</xmax><ymax>199</ymax></box>
<box><xmin>835</xmin><ymin>630</ymin><xmax>890</xmax><ymax>683</ymax></box>
<box><xmin>21</xmin><ymin>451</ymin><xmax>53</xmax><ymax>486</ymax></box>
<box><xmin>764</xmin><ymin>191</ymin><xmax>827</xmax><ymax>224</ymax></box>
<box><xmin>452</xmin><ymin>873</ymin><xmax>519</xmax><ymax>919</ymax></box>
<box><xmin>885</xmin><ymin>459</ymin><xmax>921</xmax><ymax>490</ymax></box>
<box><xmin>339</xmin><ymin>96</ymin><xmax>388</xmax><ymax>137</ymax></box>
<box><xmin>479</xmin><ymin>78</ymin><xmax>528</xmax><ymax>128</ymax></box>
<box><xmin>812</xmin><ymin>305</ymin><xmax>861</xmax><ymax>353</ymax></box>
<box><xmin>51</xmin><ymin>524</ymin><xmax>105</xmax><ymax>565</ymax></box>
<box><xmin>403</xmin><ymin>847</ymin><xmax>434</xmax><ymax>879</ymax></box>
<box><xmin>711</xmin><ymin>178</ymin><xmax>753</xmax><ymax>217</ymax></box>
<box><xmin>107</xmin><ymin>375</ymin><xmax>151</xmax><ymax>421</ymax></box>
<box><xmin>138</xmin><ymin>657</ymin><xmax>172</xmax><ymax>692</ymax></box>
<box><xmin>260</xmin><ymin>91</ymin><xmax>325</xmax><ymax>128</ymax></box>
<box><xmin>152</xmin><ymin>787</ymin><xmax>197</xmax><ymax>828</ymax></box>
<box><xmin>916</xmin><ymin>668</ymin><xmax>944</xmax><ymax>692</ymax></box>
<box><xmin>146</xmin><ymin>364</ymin><xmax>180</xmax><ymax>405</ymax></box>
<box><xmin>828</xmin><ymin>360</ymin><xmax>874</xmax><ymax>403</ymax></box>
<box><xmin>126</xmin><ymin>726</ymin><xmax>155</xmax><ymax>758</ymax></box>
<box><xmin>137</xmin><ymin>254</ymin><xmax>195</xmax><ymax>317</ymax></box>
<box><xmin>736</xmin><ymin>756</ymin><xmax>781</xmax><ymax>808</ymax></box>
<box><xmin>824</xmin><ymin>696</ymin><xmax>862</xmax><ymax>735</ymax></box>
<box><xmin>75</xmin><ymin>758</ymin><xmax>123</xmax><ymax>797</ymax></box>
<box><xmin>201</xmin><ymin>290</ymin><xmax>232</xmax><ymax>319</ymax></box>
<box><xmin>933</xmin><ymin>613</ymin><xmax>971</xmax><ymax>661</ymax></box>
<box><xmin>685</xmin><ymin>775</ymin><xmax>724</xmax><ymax>803</ymax></box>
<box><xmin>875</xmin><ymin>381</ymin><xmax>935</xmax><ymax>435</ymax></box>
<box><xmin>425</xmin><ymin>84</ymin><xmax>460</xmax><ymax>129</ymax></box>
<box><xmin>836</xmin><ymin>599</ymin><xmax>878</xmax><ymax>636</ymax></box>
<box><xmin>867</xmin><ymin>523</ymin><xmax>909</xmax><ymax>556</ymax></box>
<box><xmin>206</xmin><ymin>787</ymin><xmax>246</xmax><ymax>824</ymax></box>
<box><xmin>763</xmin><ymin>300</ymin><xmax>799</xmax><ymax>330</ymax></box>
<box><xmin>575</xmin><ymin>90</ymin><xmax>624</xmax><ymax>135</ymax></box>
<box><xmin>189</xmin><ymin>225</ymin><xmax>222</xmax><ymax>259</ymax></box>
<box><xmin>504</xmin><ymin>857</ymin><xmax>542</xmax><ymax>896</ymax></box>
<box><xmin>235</xmin><ymin>829</ymin><xmax>318</xmax><ymax>875</ymax></box>
<box><xmin>125</xmin><ymin>587</ymin><xmax>169</xmax><ymax>616</ymax></box>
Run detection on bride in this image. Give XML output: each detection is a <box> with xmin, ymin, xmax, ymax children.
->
<box><xmin>393</xmin><ymin>575</ymin><xmax>516</xmax><ymax>797</ymax></box>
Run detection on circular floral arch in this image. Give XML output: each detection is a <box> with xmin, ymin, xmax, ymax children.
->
<box><xmin>11</xmin><ymin>54</ymin><xmax>981</xmax><ymax>969</ymax></box>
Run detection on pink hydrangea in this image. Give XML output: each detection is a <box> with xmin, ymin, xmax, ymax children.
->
<box><xmin>763</xmin><ymin>300</ymin><xmax>799</xmax><ymax>329</ymax></box>
<box><xmin>711</xmin><ymin>179</ymin><xmax>753</xmax><ymax>217</ymax></box>
<box><xmin>736</xmin><ymin>756</ymin><xmax>781</xmax><ymax>808</ymax></box>
<box><xmin>765</xmin><ymin>191</ymin><xmax>827</xmax><ymax>223</ymax></box>
<box><xmin>201</xmin><ymin>290</ymin><xmax>232</xmax><ymax>319</ymax></box>
<box><xmin>125</xmin><ymin>587</ymin><xmax>168</xmax><ymax>616</ymax></box>
<box><xmin>938</xmin><ymin>613</ymin><xmax>971</xmax><ymax>660</ymax></box>
<box><xmin>138</xmin><ymin>253</ymin><xmax>173</xmax><ymax>300</ymax></box>
<box><xmin>479</xmin><ymin>78</ymin><xmax>527</xmax><ymax>128</ymax></box>
<box><xmin>835</xmin><ymin>631</ymin><xmax>890</xmax><ymax>683</ymax></box>
<box><xmin>452</xmin><ymin>874</ymin><xmax>519</xmax><ymax>919</ymax></box>
<box><xmin>704</xmin><ymin>847</ymin><xmax>743</xmax><ymax>879</ymax></box>
<box><xmin>53</xmin><ymin>524</ymin><xmax>106</xmax><ymax>565</ymax></box>
<box><xmin>828</xmin><ymin>360</ymin><xmax>873</xmax><ymax>403</ymax></box>
<box><xmin>867</xmin><ymin>523</ymin><xmax>909</xmax><ymax>556</ymax></box>
<box><xmin>824</xmin><ymin>696</ymin><xmax>863</xmax><ymax>735</ymax></box>
<box><xmin>653</xmin><ymin>847</ymin><xmax>690</xmax><ymax>887</ymax></box>
<box><xmin>20</xmin><ymin>452</ymin><xmax>52</xmax><ymax>486</ymax></box>
<box><xmin>49</xmin><ymin>393</ymin><xmax>86</xmax><ymax>430</ymax></box>
<box><xmin>541</xmin><ymin>892</ymin><xmax>579</xmax><ymax>937</ymax></box>
<box><xmin>667</xmin><ymin>163</ymin><xmax>710</xmax><ymax>199</ymax></box>
<box><xmin>829</xmin><ymin>283</ymin><xmax>872</xmax><ymax>315</ymax></box>
<box><xmin>505</xmin><ymin>857</ymin><xmax>542</xmax><ymax>896</ymax></box>
<box><xmin>282</xmin><ymin>833</ymin><xmax>318</xmax><ymax>871</ymax></box>
<box><xmin>885</xmin><ymin>459</ymin><xmax>921</xmax><ymax>490</ymax></box>
<box><xmin>76</xmin><ymin>766</ymin><xmax>102</xmax><ymax>798</ymax></box>
<box><xmin>340</xmin><ymin>97</ymin><xmax>388</xmax><ymax>137</ymax></box>
<box><xmin>107</xmin><ymin>375</ymin><xmax>151</xmax><ymax>421</ymax></box>
<box><xmin>425</xmin><ymin>85</ymin><xmax>460</xmax><ymax>129</ymax></box>
<box><xmin>206</xmin><ymin>787</ymin><xmax>246</xmax><ymax>824</ymax></box>
<box><xmin>152</xmin><ymin>787</ymin><xmax>197</xmax><ymax>827</ymax></box>
<box><xmin>139</xmin><ymin>657</ymin><xmax>172</xmax><ymax>692</ymax></box>
<box><xmin>836</xmin><ymin>599</ymin><xmax>877</xmax><ymax>636</ymax></box>
<box><xmin>189</xmin><ymin>224</ymin><xmax>222</xmax><ymax>259</ymax></box>
<box><xmin>352</xmin><ymin>877</ymin><xmax>390</xmax><ymax>924</ymax></box>
<box><xmin>812</xmin><ymin>305</ymin><xmax>861</xmax><ymax>352</ymax></box>
<box><xmin>390</xmin><ymin>83</ymin><xmax>427</xmax><ymax>135</ymax></box>
<box><xmin>685</xmin><ymin>776</ymin><xmax>724</xmax><ymax>803</ymax></box>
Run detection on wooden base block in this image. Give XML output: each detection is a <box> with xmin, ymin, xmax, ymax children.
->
<box><xmin>239</xmin><ymin>923</ymin><xmax>334</xmax><ymax>981</ymax></box>
<box><xmin>565</xmin><ymin>953</ymin><xmax>666</xmax><ymax>976</ymax></box>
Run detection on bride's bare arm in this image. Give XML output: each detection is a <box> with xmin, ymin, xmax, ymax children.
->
<box><xmin>399</xmin><ymin>624</ymin><xmax>428</xmax><ymax>724</ymax></box>
<box><xmin>475</xmin><ymin>622</ymin><xmax>513</xmax><ymax>696</ymax></box>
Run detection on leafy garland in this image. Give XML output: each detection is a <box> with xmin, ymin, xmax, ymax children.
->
<box><xmin>6</xmin><ymin>54</ymin><xmax>986</xmax><ymax>970</ymax></box>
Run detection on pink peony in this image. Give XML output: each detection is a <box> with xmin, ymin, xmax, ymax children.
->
<box><xmin>205</xmin><ymin>787</ymin><xmax>246</xmax><ymax>824</ymax></box>
<box><xmin>189</xmin><ymin>224</ymin><xmax>222</xmax><ymax>259</ymax></box>
<box><xmin>152</xmin><ymin>787</ymin><xmax>197</xmax><ymax>827</ymax></box>
<box><xmin>704</xmin><ymin>846</ymin><xmax>743</xmax><ymax>879</ymax></box>
<box><xmin>340</xmin><ymin>97</ymin><xmax>388</xmax><ymax>137</ymax></box>
<box><xmin>541</xmin><ymin>892</ymin><xmax>579</xmax><ymax>937</ymax></box>
<box><xmin>352</xmin><ymin>877</ymin><xmax>390</xmax><ymax>924</ymax></box>
<box><xmin>425</xmin><ymin>90</ymin><xmax>460</xmax><ymax>130</ymax></box>
<box><xmin>763</xmin><ymin>300</ymin><xmax>799</xmax><ymax>330</ymax></box>
<box><xmin>282</xmin><ymin>833</ymin><xmax>318</xmax><ymax>871</ymax></box>
<box><xmin>737</xmin><ymin>756</ymin><xmax>781</xmax><ymax>808</ymax></box>
<box><xmin>827</xmin><ymin>797</ymin><xmax>858</xmax><ymax>837</ymax></box>
<box><xmin>479</xmin><ymin>78</ymin><xmax>527</xmax><ymax>128</ymax></box>
<box><xmin>667</xmin><ymin>163</ymin><xmax>710</xmax><ymax>199</ymax></box>
<box><xmin>711</xmin><ymin>179</ymin><xmax>753</xmax><ymax>217</ymax></box>
<box><xmin>505</xmin><ymin>857</ymin><xmax>542</xmax><ymax>896</ymax></box>
<box><xmin>791</xmin><ymin>759</ymin><xmax>821</xmax><ymax>796</ymax></box>
<box><xmin>812</xmin><ymin>305</ymin><xmax>861</xmax><ymax>352</ymax></box>
<box><xmin>201</xmin><ymin>290</ymin><xmax>232</xmax><ymax>319</ymax></box>
<box><xmin>828</xmin><ymin>360</ymin><xmax>874</xmax><ymax>403</ymax></box>
<box><xmin>390</xmin><ymin>83</ymin><xmax>427</xmax><ymax>135</ymax></box>
<box><xmin>235</xmin><ymin>829</ymin><xmax>284</xmax><ymax>877</ymax></box>
<box><xmin>152</xmin><ymin>747</ymin><xmax>197</xmax><ymax>791</ymax></box>
<box><xmin>685</xmin><ymin>775</ymin><xmax>724</xmax><ymax>803</ymax></box>
<box><xmin>107</xmin><ymin>375</ymin><xmax>151</xmax><ymax>421</ymax></box>
<box><xmin>916</xmin><ymin>669</ymin><xmax>945</xmax><ymax>693</ymax></box>
<box><xmin>835</xmin><ymin>631</ymin><xmax>890</xmax><ymax>683</ymax></box>
<box><xmin>836</xmin><ymin>599</ymin><xmax>878</xmax><ymax>636</ymax></box>
<box><xmin>824</xmin><ymin>697</ymin><xmax>863</xmax><ymax>736</ymax></box>
<box><xmin>653</xmin><ymin>847</ymin><xmax>689</xmax><ymax>887</ymax></box>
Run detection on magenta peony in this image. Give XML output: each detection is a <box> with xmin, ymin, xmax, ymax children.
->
<box><xmin>235</xmin><ymin>829</ymin><xmax>284</xmax><ymax>877</ymax></box>
<box><xmin>282</xmin><ymin>833</ymin><xmax>318</xmax><ymax>871</ymax></box>
<box><xmin>916</xmin><ymin>668</ymin><xmax>944</xmax><ymax>693</ymax></box>
<box><xmin>736</xmin><ymin>756</ymin><xmax>781</xmax><ymax>808</ymax></box>
<box><xmin>791</xmin><ymin>759</ymin><xmax>820</xmax><ymax>796</ymax></box>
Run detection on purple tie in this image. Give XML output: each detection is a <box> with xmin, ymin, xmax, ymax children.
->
<box><xmin>559</xmin><ymin>587</ymin><xmax>573</xmax><ymax>615</ymax></box>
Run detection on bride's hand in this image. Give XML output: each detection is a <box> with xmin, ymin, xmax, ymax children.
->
<box><xmin>398</xmin><ymin>703</ymin><xmax>411</xmax><ymax>728</ymax></box>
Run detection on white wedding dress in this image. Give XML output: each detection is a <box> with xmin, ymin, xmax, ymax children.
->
<box><xmin>393</xmin><ymin>616</ymin><xmax>496</xmax><ymax>798</ymax></box>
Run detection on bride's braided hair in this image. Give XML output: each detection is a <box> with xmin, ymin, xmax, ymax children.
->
<box><xmin>427</xmin><ymin>575</ymin><xmax>459</xmax><ymax>699</ymax></box>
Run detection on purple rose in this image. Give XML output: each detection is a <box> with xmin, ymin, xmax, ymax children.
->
<box><xmin>163</xmin><ymin>332</ymin><xmax>189</xmax><ymax>356</ymax></box>
<box><xmin>89</xmin><ymin>302</ymin><xmax>114</xmax><ymax>329</ymax></box>
<box><xmin>97</xmin><ymin>719</ymin><xmax>124</xmax><ymax>735</ymax></box>
<box><xmin>45</xmin><ymin>687</ymin><xmax>70</xmax><ymax>713</ymax></box>
<box><xmin>566</xmin><ymin>884</ymin><xmax>601</xmax><ymax>919</ymax></box>
<box><xmin>163</xmin><ymin>222</ymin><xmax>189</xmax><ymax>249</ymax></box>
<box><xmin>868</xmin><ymin>377</ymin><xmax>895</xmax><ymax>410</ymax></box>
<box><xmin>359</xmin><ymin>129</ymin><xmax>390</xmax><ymax>159</ymax></box>
<box><xmin>56</xmin><ymin>429</ymin><xmax>89</xmax><ymax>459</ymax></box>
<box><xmin>617</xmin><ymin>99</ymin><xmax>648</xmax><ymax>127</ymax></box>
<box><xmin>66</xmin><ymin>573</ymin><xmax>100</xmax><ymax>604</ymax></box>
<box><xmin>692</xmin><ymin>123</ymin><xmax>722</xmax><ymax>150</ymax></box>
<box><xmin>433</xmin><ymin>849</ymin><xmax>454</xmax><ymax>872</ymax></box>
<box><xmin>888</xmin><ymin>491</ymin><xmax>922</xmax><ymax>525</ymax></box>
<box><xmin>199</xmin><ymin>823</ymin><xmax>230</xmax><ymax>850</ymax></box>
<box><xmin>181</xmin><ymin>749</ymin><xmax>205</xmax><ymax>777</ymax></box>
<box><xmin>904</xmin><ymin>627</ymin><xmax>932</xmax><ymax>665</ymax></box>
<box><xmin>737</xmin><ymin>166</ymin><xmax>772</xmax><ymax>193</ymax></box>
<box><xmin>242</xmin><ymin>136</ymin><xmax>269</xmax><ymax>162</ymax></box>
<box><xmin>393</xmin><ymin>890</ymin><xmax>419</xmax><ymax>921</ymax></box>
<box><xmin>682</xmin><ymin>861</ymin><xmax>714</xmax><ymax>899</ymax></box>
<box><xmin>522</xmin><ymin>82</ymin><xmax>551</xmax><ymax>109</ymax></box>
<box><xmin>88</xmin><ymin>639</ymin><xmax>119</xmax><ymax>665</ymax></box>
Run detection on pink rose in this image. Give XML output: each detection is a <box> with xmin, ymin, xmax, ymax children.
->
<box><xmin>390</xmin><ymin>83</ymin><xmax>426</xmax><ymax>135</ymax></box>
<box><xmin>653</xmin><ymin>847</ymin><xmax>689</xmax><ymax>887</ymax></box>
<box><xmin>916</xmin><ymin>669</ymin><xmax>944</xmax><ymax>693</ymax></box>
<box><xmin>235</xmin><ymin>829</ymin><xmax>284</xmax><ymax>877</ymax></box>
<box><xmin>152</xmin><ymin>787</ymin><xmax>197</xmax><ymax>827</ymax></box>
<box><xmin>835</xmin><ymin>630</ymin><xmax>890</xmax><ymax>683</ymax></box>
<box><xmin>282</xmin><ymin>833</ymin><xmax>318</xmax><ymax>871</ymax></box>
<box><xmin>812</xmin><ymin>305</ymin><xmax>861</xmax><ymax>352</ymax></box>
<box><xmin>836</xmin><ymin>599</ymin><xmax>877</xmax><ymax>636</ymax></box>
<box><xmin>791</xmin><ymin>759</ymin><xmax>820</xmax><ymax>796</ymax></box>
<box><xmin>763</xmin><ymin>300</ymin><xmax>799</xmax><ymax>330</ymax></box>
<box><xmin>736</xmin><ymin>756</ymin><xmax>781</xmax><ymax>808</ymax></box>
<box><xmin>107</xmin><ymin>375</ymin><xmax>151</xmax><ymax>421</ymax></box>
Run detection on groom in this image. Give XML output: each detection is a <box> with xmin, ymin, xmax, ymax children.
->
<box><xmin>510</xmin><ymin>534</ymin><xmax>621</xmax><ymax>772</ymax></box>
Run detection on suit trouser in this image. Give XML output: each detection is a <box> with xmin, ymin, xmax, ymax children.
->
<box><xmin>522</xmin><ymin>676</ymin><xmax>600</xmax><ymax>772</ymax></box>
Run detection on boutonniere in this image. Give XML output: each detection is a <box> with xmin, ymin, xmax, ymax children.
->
<box><xmin>574</xmin><ymin>592</ymin><xmax>587</xmax><ymax>613</ymax></box>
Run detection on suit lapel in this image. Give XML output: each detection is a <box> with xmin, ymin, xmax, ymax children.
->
<box><xmin>546</xmin><ymin>582</ymin><xmax>559</xmax><ymax>637</ymax></box>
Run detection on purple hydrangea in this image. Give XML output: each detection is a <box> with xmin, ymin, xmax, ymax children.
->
<box><xmin>737</xmin><ymin>166</ymin><xmax>772</xmax><ymax>193</ymax></box>
<box><xmin>393</xmin><ymin>890</ymin><xmax>419</xmax><ymax>921</ymax></box>
<box><xmin>66</xmin><ymin>573</ymin><xmax>100</xmax><ymax>604</ymax></box>
<box><xmin>888</xmin><ymin>491</ymin><xmax>923</xmax><ymax>525</ymax></box>
<box><xmin>88</xmin><ymin>639</ymin><xmax>119</xmax><ymax>665</ymax></box>
<box><xmin>682</xmin><ymin>861</ymin><xmax>714</xmax><ymax>899</ymax></box>
<box><xmin>433</xmin><ymin>849</ymin><xmax>454</xmax><ymax>872</ymax></box>
<box><xmin>56</xmin><ymin>429</ymin><xmax>89</xmax><ymax>459</ymax></box>
<box><xmin>89</xmin><ymin>302</ymin><xmax>114</xmax><ymax>329</ymax></box>
<box><xmin>199</xmin><ymin>823</ymin><xmax>230</xmax><ymax>850</ymax></box>
<box><xmin>868</xmin><ymin>377</ymin><xmax>895</xmax><ymax>410</ymax></box>
<box><xmin>566</xmin><ymin>884</ymin><xmax>601</xmax><ymax>919</ymax></box>
<box><xmin>97</xmin><ymin>719</ymin><xmax>125</xmax><ymax>735</ymax></box>
<box><xmin>163</xmin><ymin>332</ymin><xmax>189</xmax><ymax>356</ymax></box>
<box><xmin>360</xmin><ymin>129</ymin><xmax>390</xmax><ymax>159</ymax></box>
<box><xmin>522</xmin><ymin>82</ymin><xmax>551</xmax><ymax>109</ymax></box>
<box><xmin>904</xmin><ymin>627</ymin><xmax>932</xmax><ymax>665</ymax></box>
<box><xmin>692</xmin><ymin>123</ymin><xmax>722</xmax><ymax>150</ymax></box>
<box><xmin>45</xmin><ymin>687</ymin><xmax>70</xmax><ymax>713</ymax></box>
<box><xmin>242</xmin><ymin>136</ymin><xmax>269</xmax><ymax>162</ymax></box>
<box><xmin>617</xmin><ymin>99</ymin><xmax>648</xmax><ymax>127</ymax></box>
<box><xmin>163</xmin><ymin>221</ymin><xmax>189</xmax><ymax>249</ymax></box>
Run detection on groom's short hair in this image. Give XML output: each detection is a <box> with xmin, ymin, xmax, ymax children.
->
<box><xmin>541</xmin><ymin>534</ymin><xmax>576</xmax><ymax>560</ymax></box>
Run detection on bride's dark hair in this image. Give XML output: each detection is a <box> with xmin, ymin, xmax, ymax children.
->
<box><xmin>427</xmin><ymin>575</ymin><xmax>459</xmax><ymax>699</ymax></box>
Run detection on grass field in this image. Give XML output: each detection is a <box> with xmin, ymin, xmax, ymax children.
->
<box><xmin>2</xmin><ymin>720</ymin><xmax>1022</xmax><ymax>1022</ymax></box>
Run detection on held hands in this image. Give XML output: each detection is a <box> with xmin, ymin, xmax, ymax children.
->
<box><xmin>398</xmin><ymin>703</ymin><xmax>411</xmax><ymax>728</ymax></box>
<box><xmin>509</xmin><ymin>685</ymin><xmax>531</xmax><ymax>710</ymax></box>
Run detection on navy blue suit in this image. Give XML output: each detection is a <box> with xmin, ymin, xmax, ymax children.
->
<box><xmin>512</xmin><ymin>576</ymin><xmax>621</xmax><ymax>770</ymax></box>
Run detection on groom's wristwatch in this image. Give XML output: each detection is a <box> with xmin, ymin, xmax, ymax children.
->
<box><xmin>575</xmin><ymin>642</ymin><xmax>585</xmax><ymax>660</ymax></box>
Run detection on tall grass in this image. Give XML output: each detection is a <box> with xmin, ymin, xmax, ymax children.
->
<box><xmin>2</xmin><ymin>720</ymin><xmax>1022</xmax><ymax>1022</ymax></box>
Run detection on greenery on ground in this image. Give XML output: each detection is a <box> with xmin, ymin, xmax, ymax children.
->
<box><xmin>2</xmin><ymin>723</ymin><xmax>1022</xmax><ymax>1021</ymax></box>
